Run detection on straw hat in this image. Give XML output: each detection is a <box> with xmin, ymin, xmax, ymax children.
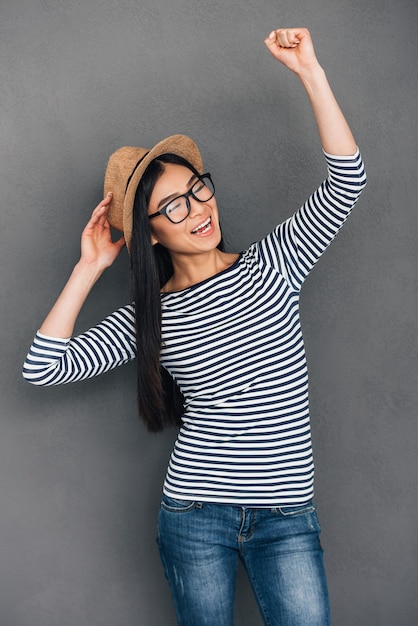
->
<box><xmin>104</xmin><ymin>134</ymin><xmax>203</xmax><ymax>252</ymax></box>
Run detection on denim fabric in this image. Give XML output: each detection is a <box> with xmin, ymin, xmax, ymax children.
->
<box><xmin>157</xmin><ymin>496</ymin><xmax>331</xmax><ymax>626</ymax></box>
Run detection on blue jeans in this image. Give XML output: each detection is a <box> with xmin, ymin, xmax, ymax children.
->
<box><xmin>157</xmin><ymin>496</ymin><xmax>331</xmax><ymax>626</ymax></box>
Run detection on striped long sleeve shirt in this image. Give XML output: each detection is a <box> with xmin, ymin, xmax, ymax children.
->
<box><xmin>23</xmin><ymin>150</ymin><xmax>366</xmax><ymax>506</ymax></box>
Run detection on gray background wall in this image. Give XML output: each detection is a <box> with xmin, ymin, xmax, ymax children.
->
<box><xmin>1</xmin><ymin>0</ymin><xmax>417</xmax><ymax>624</ymax></box>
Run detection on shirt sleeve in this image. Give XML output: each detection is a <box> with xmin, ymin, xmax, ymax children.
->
<box><xmin>257</xmin><ymin>149</ymin><xmax>367</xmax><ymax>291</ymax></box>
<box><xmin>22</xmin><ymin>304</ymin><xmax>137</xmax><ymax>386</ymax></box>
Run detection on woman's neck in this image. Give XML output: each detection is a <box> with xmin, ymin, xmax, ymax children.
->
<box><xmin>162</xmin><ymin>249</ymin><xmax>239</xmax><ymax>293</ymax></box>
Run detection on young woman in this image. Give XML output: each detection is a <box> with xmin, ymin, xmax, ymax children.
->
<box><xmin>23</xmin><ymin>28</ymin><xmax>366</xmax><ymax>626</ymax></box>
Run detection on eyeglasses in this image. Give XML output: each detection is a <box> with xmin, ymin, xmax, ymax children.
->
<box><xmin>148</xmin><ymin>173</ymin><xmax>215</xmax><ymax>224</ymax></box>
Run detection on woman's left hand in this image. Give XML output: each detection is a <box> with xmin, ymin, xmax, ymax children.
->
<box><xmin>264</xmin><ymin>28</ymin><xmax>320</xmax><ymax>75</ymax></box>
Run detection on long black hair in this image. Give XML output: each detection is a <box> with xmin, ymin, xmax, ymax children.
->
<box><xmin>130</xmin><ymin>153</ymin><xmax>224</xmax><ymax>432</ymax></box>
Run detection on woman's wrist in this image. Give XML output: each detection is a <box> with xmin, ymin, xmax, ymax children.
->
<box><xmin>296</xmin><ymin>63</ymin><xmax>327</xmax><ymax>95</ymax></box>
<box><xmin>74</xmin><ymin>258</ymin><xmax>106</xmax><ymax>285</ymax></box>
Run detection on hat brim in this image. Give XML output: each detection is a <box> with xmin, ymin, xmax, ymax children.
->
<box><xmin>121</xmin><ymin>134</ymin><xmax>203</xmax><ymax>252</ymax></box>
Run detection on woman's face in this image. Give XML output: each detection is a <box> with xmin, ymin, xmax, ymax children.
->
<box><xmin>147</xmin><ymin>163</ymin><xmax>222</xmax><ymax>255</ymax></box>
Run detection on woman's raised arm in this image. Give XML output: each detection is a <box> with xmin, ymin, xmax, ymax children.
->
<box><xmin>264</xmin><ymin>27</ymin><xmax>357</xmax><ymax>156</ymax></box>
<box><xmin>39</xmin><ymin>192</ymin><xmax>125</xmax><ymax>339</ymax></box>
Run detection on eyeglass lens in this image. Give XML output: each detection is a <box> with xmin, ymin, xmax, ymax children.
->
<box><xmin>165</xmin><ymin>175</ymin><xmax>214</xmax><ymax>223</ymax></box>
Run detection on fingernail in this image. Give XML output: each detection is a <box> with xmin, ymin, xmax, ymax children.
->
<box><xmin>107</xmin><ymin>191</ymin><xmax>112</xmax><ymax>197</ymax></box>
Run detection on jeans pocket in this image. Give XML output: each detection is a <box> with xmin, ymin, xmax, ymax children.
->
<box><xmin>161</xmin><ymin>494</ymin><xmax>198</xmax><ymax>513</ymax></box>
<box><xmin>277</xmin><ymin>501</ymin><xmax>316</xmax><ymax>517</ymax></box>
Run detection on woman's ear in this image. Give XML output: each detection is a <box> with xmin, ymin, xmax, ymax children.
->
<box><xmin>150</xmin><ymin>232</ymin><xmax>159</xmax><ymax>246</ymax></box>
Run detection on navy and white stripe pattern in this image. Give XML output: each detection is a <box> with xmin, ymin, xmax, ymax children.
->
<box><xmin>23</xmin><ymin>307</ymin><xmax>137</xmax><ymax>385</ymax></box>
<box><xmin>23</xmin><ymin>150</ymin><xmax>366</xmax><ymax>507</ymax></box>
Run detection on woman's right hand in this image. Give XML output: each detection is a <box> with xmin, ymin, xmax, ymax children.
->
<box><xmin>80</xmin><ymin>192</ymin><xmax>126</xmax><ymax>269</ymax></box>
<box><xmin>38</xmin><ymin>193</ymin><xmax>125</xmax><ymax>338</ymax></box>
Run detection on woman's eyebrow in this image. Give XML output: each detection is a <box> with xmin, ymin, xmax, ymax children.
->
<box><xmin>157</xmin><ymin>174</ymin><xmax>198</xmax><ymax>209</ymax></box>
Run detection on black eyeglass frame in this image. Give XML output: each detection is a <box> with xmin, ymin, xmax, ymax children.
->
<box><xmin>148</xmin><ymin>173</ymin><xmax>215</xmax><ymax>224</ymax></box>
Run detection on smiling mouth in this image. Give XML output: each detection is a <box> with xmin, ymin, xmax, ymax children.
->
<box><xmin>191</xmin><ymin>217</ymin><xmax>212</xmax><ymax>234</ymax></box>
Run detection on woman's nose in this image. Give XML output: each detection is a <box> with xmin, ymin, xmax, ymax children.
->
<box><xmin>188</xmin><ymin>196</ymin><xmax>205</xmax><ymax>218</ymax></box>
